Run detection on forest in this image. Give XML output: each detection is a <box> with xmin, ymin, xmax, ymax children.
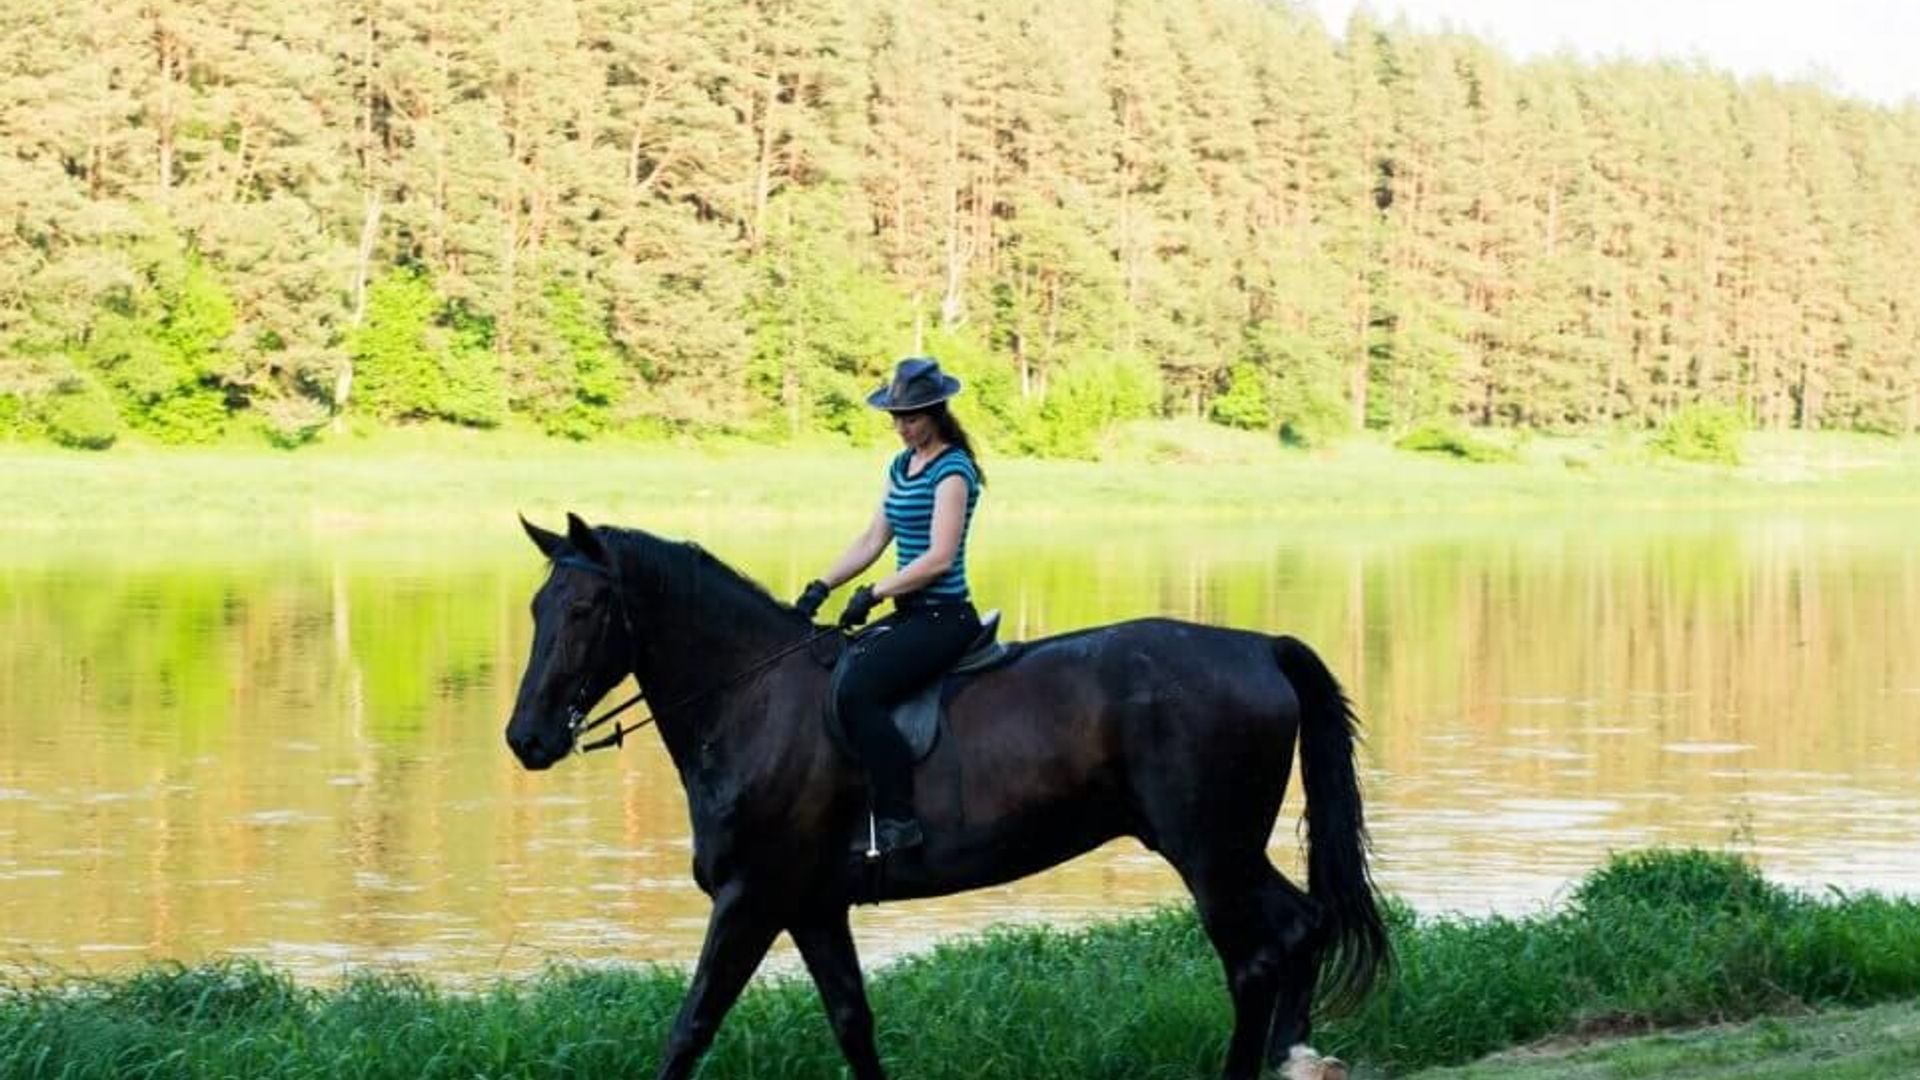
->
<box><xmin>2</xmin><ymin>0</ymin><xmax>1916</xmax><ymax>453</ymax></box>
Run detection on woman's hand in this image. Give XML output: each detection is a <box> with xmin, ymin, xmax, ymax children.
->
<box><xmin>837</xmin><ymin>585</ymin><xmax>878</xmax><ymax>630</ymax></box>
<box><xmin>794</xmin><ymin>579</ymin><xmax>831</xmax><ymax>619</ymax></box>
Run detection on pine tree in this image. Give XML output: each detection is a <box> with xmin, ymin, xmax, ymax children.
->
<box><xmin>4</xmin><ymin>0</ymin><xmax>1919</xmax><ymax>446</ymax></box>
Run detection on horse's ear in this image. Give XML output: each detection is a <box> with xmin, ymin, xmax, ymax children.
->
<box><xmin>521</xmin><ymin>514</ymin><xmax>565</xmax><ymax>558</ymax></box>
<box><xmin>566</xmin><ymin>512</ymin><xmax>610</xmax><ymax>567</ymax></box>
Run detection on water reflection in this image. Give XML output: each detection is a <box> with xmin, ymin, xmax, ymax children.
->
<box><xmin>1</xmin><ymin>512</ymin><xmax>1916</xmax><ymax>982</ymax></box>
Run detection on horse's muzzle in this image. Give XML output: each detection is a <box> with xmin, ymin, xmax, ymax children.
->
<box><xmin>507</xmin><ymin>722</ymin><xmax>571</xmax><ymax>771</ymax></box>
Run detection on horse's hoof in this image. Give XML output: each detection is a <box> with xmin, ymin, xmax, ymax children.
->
<box><xmin>1283</xmin><ymin>1045</ymin><xmax>1348</xmax><ymax>1080</ymax></box>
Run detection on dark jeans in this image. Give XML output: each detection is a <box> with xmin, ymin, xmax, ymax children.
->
<box><xmin>837</xmin><ymin>600</ymin><xmax>980</xmax><ymax>820</ymax></box>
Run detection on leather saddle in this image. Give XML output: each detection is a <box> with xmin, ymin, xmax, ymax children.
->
<box><xmin>825</xmin><ymin>609</ymin><xmax>1020</xmax><ymax>764</ymax></box>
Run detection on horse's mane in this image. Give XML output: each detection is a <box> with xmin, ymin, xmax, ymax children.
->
<box><xmin>597</xmin><ymin>526</ymin><xmax>805</xmax><ymax>632</ymax></box>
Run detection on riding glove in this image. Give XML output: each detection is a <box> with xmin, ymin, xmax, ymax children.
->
<box><xmin>837</xmin><ymin>584</ymin><xmax>878</xmax><ymax>629</ymax></box>
<box><xmin>794</xmin><ymin>579</ymin><xmax>831</xmax><ymax>619</ymax></box>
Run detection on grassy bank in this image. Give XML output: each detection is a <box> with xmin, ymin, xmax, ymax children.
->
<box><xmin>1408</xmin><ymin>998</ymin><xmax>1920</xmax><ymax>1079</ymax></box>
<box><xmin>4</xmin><ymin>425</ymin><xmax>1920</xmax><ymax>537</ymax></box>
<box><xmin>4</xmin><ymin>851</ymin><xmax>1917</xmax><ymax>1079</ymax></box>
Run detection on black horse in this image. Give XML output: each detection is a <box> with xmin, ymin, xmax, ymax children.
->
<box><xmin>507</xmin><ymin>514</ymin><xmax>1390</xmax><ymax>1080</ymax></box>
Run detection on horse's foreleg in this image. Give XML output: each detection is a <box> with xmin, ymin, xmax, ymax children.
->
<box><xmin>655</xmin><ymin>888</ymin><xmax>779</xmax><ymax>1080</ymax></box>
<box><xmin>791</xmin><ymin>908</ymin><xmax>887</xmax><ymax>1080</ymax></box>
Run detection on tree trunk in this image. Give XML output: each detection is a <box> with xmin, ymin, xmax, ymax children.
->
<box><xmin>751</xmin><ymin>36</ymin><xmax>776</xmax><ymax>252</ymax></box>
<box><xmin>335</xmin><ymin>193</ymin><xmax>384</xmax><ymax>432</ymax></box>
<box><xmin>784</xmin><ymin>259</ymin><xmax>802</xmax><ymax>437</ymax></box>
<box><xmin>155</xmin><ymin>18</ymin><xmax>177</xmax><ymax>200</ymax></box>
<box><xmin>1545</xmin><ymin>175</ymin><xmax>1559</xmax><ymax>256</ymax></box>
<box><xmin>433</xmin><ymin>7</ymin><xmax>449</xmax><ymax>267</ymax></box>
<box><xmin>1350</xmin><ymin>301</ymin><xmax>1369</xmax><ymax>429</ymax></box>
<box><xmin>941</xmin><ymin>99</ymin><xmax>966</xmax><ymax>328</ymax></box>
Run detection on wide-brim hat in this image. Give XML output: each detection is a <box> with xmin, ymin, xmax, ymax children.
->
<box><xmin>866</xmin><ymin>356</ymin><xmax>963</xmax><ymax>412</ymax></box>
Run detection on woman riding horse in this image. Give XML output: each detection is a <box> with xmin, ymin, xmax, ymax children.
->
<box><xmin>507</xmin><ymin>500</ymin><xmax>1389</xmax><ymax>1079</ymax></box>
<box><xmin>794</xmin><ymin>356</ymin><xmax>986</xmax><ymax>854</ymax></box>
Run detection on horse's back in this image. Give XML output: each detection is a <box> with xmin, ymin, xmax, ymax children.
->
<box><xmin>933</xmin><ymin>616</ymin><xmax>1298</xmax><ymax>821</ymax></box>
<box><xmin>967</xmin><ymin>616</ymin><xmax>1291</xmax><ymax>713</ymax></box>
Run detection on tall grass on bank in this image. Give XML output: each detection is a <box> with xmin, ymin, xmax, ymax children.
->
<box><xmin>3</xmin><ymin>851</ymin><xmax>1916</xmax><ymax>1079</ymax></box>
<box><xmin>1330</xmin><ymin>849</ymin><xmax>1920</xmax><ymax>1071</ymax></box>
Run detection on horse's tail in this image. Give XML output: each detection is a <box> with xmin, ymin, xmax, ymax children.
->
<box><xmin>1273</xmin><ymin>634</ymin><xmax>1392</xmax><ymax>1014</ymax></box>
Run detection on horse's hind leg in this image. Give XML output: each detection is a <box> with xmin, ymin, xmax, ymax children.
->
<box><xmin>1184</xmin><ymin>859</ymin><xmax>1290</xmax><ymax>1080</ymax></box>
<box><xmin>1257</xmin><ymin>869</ymin><xmax>1342</xmax><ymax>1079</ymax></box>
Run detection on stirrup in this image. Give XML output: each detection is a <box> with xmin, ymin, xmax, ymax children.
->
<box><xmin>861</xmin><ymin>812</ymin><xmax>923</xmax><ymax>859</ymax></box>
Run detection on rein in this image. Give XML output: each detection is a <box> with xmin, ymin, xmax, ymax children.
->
<box><xmin>568</xmin><ymin>626</ymin><xmax>839</xmax><ymax>753</ymax></box>
<box><xmin>551</xmin><ymin>555</ymin><xmax>838</xmax><ymax>755</ymax></box>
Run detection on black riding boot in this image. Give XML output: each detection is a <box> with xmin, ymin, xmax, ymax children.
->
<box><xmin>837</xmin><ymin>601</ymin><xmax>979</xmax><ymax>855</ymax></box>
<box><xmin>868</xmin><ymin>765</ymin><xmax>923</xmax><ymax>853</ymax></box>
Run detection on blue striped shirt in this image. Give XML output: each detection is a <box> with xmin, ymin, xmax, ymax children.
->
<box><xmin>884</xmin><ymin>447</ymin><xmax>981</xmax><ymax>604</ymax></box>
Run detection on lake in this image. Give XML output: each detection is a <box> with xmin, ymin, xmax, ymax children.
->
<box><xmin>2</xmin><ymin>510</ymin><xmax>1916</xmax><ymax>982</ymax></box>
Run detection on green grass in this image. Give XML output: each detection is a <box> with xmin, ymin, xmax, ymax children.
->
<box><xmin>1406</xmin><ymin>999</ymin><xmax>1920</xmax><ymax>1079</ymax></box>
<box><xmin>3</xmin><ymin>851</ymin><xmax>1917</xmax><ymax>1079</ymax></box>
<box><xmin>4</xmin><ymin>425</ymin><xmax>1919</xmax><ymax>538</ymax></box>
<box><xmin>1326</xmin><ymin>850</ymin><xmax>1920</xmax><ymax>1072</ymax></box>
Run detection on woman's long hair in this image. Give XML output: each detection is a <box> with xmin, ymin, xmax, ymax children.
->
<box><xmin>925</xmin><ymin>401</ymin><xmax>985</xmax><ymax>486</ymax></box>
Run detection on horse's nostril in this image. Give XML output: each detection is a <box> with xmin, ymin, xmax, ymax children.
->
<box><xmin>507</xmin><ymin>726</ymin><xmax>564</xmax><ymax>769</ymax></box>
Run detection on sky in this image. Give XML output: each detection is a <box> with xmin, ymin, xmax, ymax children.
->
<box><xmin>1306</xmin><ymin>0</ymin><xmax>1920</xmax><ymax>107</ymax></box>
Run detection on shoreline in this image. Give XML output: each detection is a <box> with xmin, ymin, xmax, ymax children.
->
<box><xmin>6</xmin><ymin>428</ymin><xmax>1919</xmax><ymax>539</ymax></box>
<box><xmin>2</xmin><ymin>851</ymin><xmax>1916</xmax><ymax>1079</ymax></box>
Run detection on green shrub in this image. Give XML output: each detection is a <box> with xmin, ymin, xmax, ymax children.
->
<box><xmin>1394</xmin><ymin>422</ymin><xmax>1517</xmax><ymax>463</ymax></box>
<box><xmin>1573</xmin><ymin>848</ymin><xmax>1792</xmax><ymax>918</ymax></box>
<box><xmin>1209</xmin><ymin>362</ymin><xmax>1273</xmax><ymax>431</ymax></box>
<box><xmin>1653</xmin><ymin>402</ymin><xmax>1744</xmax><ymax>465</ymax></box>
<box><xmin>1248</xmin><ymin>325</ymin><xmax>1351</xmax><ymax>448</ymax></box>
<box><xmin>1279</xmin><ymin>410</ymin><xmax>1347</xmax><ymax>449</ymax></box>
<box><xmin>0</xmin><ymin>390</ymin><xmax>29</xmax><ymax>441</ymax></box>
<box><xmin>351</xmin><ymin>271</ymin><xmax>507</xmax><ymax>429</ymax></box>
<box><xmin>517</xmin><ymin>284</ymin><xmax>622</xmax><ymax>440</ymax></box>
<box><xmin>253</xmin><ymin>395</ymin><xmax>330</xmax><ymax>449</ymax></box>
<box><xmin>44</xmin><ymin>379</ymin><xmax>120</xmax><ymax>450</ymax></box>
<box><xmin>140</xmin><ymin>383</ymin><xmax>231</xmax><ymax>444</ymax></box>
<box><xmin>84</xmin><ymin>250</ymin><xmax>238</xmax><ymax>444</ymax></box>
<box><xmin>1019</xmin><ymin>351</ymin><xmax>1160</xmax><ymax>458</ymax></box>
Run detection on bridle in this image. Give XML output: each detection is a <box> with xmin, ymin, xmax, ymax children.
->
<box><xmin>548</xmin><ymin>556</ymin><xmax>837</xmax><ymax>755</ymax></box>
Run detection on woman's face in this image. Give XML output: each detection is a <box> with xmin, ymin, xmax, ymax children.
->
<box><xmin>892</xmin><ymin>409</ymin><xmax>935</xmax><ymax>449</ymax></box>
